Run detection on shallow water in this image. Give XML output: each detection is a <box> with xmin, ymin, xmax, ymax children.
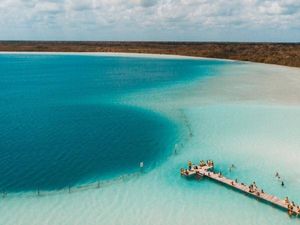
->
<box><xmin>0</xmin><ymin>53</ymin><xmax>300</xmax><ymax>225</ymax></box>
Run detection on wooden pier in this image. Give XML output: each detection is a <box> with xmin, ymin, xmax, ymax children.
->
<box><xmin>180</xmin><ymin>160</ymin><xmax>300</xmax><ymax>217</ymax></box>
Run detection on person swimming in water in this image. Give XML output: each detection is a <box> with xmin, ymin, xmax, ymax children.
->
<box><xmin>275</xmin><ymin>172</ymin><xmax>281</xmax><ymax>180</ymax></box>
<box><xmin>229</xmin><ymin>164</ymin><xmax>236</xmax><ymax>172</ymax></box>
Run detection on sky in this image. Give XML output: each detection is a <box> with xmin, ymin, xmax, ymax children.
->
<box><xmin>0</xmin><ymin>0</ymin><xmax>299</xmax><ymax>42</ymax></box>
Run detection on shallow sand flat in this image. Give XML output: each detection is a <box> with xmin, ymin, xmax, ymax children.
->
<box><xmin>123</xmin><ymin>63</ymin><xmax>300</xmax><ymax>111</ymax></box>
<box><xmin>1</xmin><ymin>56</ymin><xmax>300</xmax><ymax>225</ymax></box>
<box><xmin>1</xmin><ymin>104</ymin><xmax>300</xmax><ymax>225</ymax></box>
<box><xmin>199</xmin><ymin>63</ymin><xmax>300</xmax><ymax>105</ymax></box>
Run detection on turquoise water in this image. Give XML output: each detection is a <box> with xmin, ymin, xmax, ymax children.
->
<box><xmin>1</xmin><ymin>53</ymin><xmax>299</xmax><ymax>225</ymax></box>
<box><xmin>0</xmin><ymin>54</ymin><xmax>231</xmax><ymax>192</ymax></box>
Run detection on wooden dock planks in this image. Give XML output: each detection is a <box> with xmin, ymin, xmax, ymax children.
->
<box><xmin>181</xmin><ymin>162</ymin><xmax>299</xmax><ymax>216</ymax></box>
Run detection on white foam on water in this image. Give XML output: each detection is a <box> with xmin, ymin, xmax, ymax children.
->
<box><xmin>1</xmin><ymin>56</ymin><xmax>300</xmax><ymax>225</ymax></box>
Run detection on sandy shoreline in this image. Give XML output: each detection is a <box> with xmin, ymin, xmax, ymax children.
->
<box><xmin>1</xmin><ymin>42</ymin><xmax>299</xmax><ymax>68</ymax></box>
<box><xmin>0</xmin><ymin>51</ymin><xmax>237</xmax><ymax>61</ymax></box>
<box><xmin>1</xmin><ymin>51</ymin><xmax>300</xmax><ymax>72</ymax></box>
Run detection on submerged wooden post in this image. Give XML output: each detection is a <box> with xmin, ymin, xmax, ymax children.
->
<box><xmin>174</xmin><ymin>144</ymin><xmax>179</xmax><ymax>155</ymax></box>
<box><xmin>140</xmin><ymin>161</ymin><xmax>144</xmax><ymax>173</ymax></box>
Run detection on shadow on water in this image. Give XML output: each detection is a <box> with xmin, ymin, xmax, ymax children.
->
<box><xmin>0</xmin><ymin>103</ymin><xmax>178</xmax><ymax>192</ymax></box>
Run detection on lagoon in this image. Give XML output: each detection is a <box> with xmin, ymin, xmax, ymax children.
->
<box><xmin>0</xmin><ymin>53</ymin><xmax>299</xmax><ymax>225</ymax></box>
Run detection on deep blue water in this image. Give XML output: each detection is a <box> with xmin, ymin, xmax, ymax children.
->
<box><xmin>0</xmin><ymin>54</ymin><xmax>231</xmax><ymax>191</ymax></box>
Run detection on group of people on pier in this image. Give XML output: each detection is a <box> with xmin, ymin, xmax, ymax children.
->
<box><xmin>248</xmin><ymin>182</ymin><xmax>259</xmax><ymax>193</ymax></box>
<box><xmin>285</xmin><ymin>197</ymin><xmax>300</xmax><ymax>216</ymax></box>
<box><xmin>181</xmin><ymin>160</ymin><xmax>300</xmax><ymax>217</ymax></box>
<box><xmin>187</xmin><ymin>160</ymin><xmax>214</xmax><ymax>170</ymax></box>
<box><xmin>181</xmin><ymin>160</ymin><xmax>214</xmax><ymax>176</ymax></box>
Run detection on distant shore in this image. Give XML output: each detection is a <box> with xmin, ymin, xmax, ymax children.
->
<box><xmin>0</xmin><ymin>41</ymin><xmax>299</xmax><ymax>68</ymax></box>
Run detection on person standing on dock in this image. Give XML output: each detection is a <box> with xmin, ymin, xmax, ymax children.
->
<box><xmin>188</xmin><ymin>161</ymin><xmax>192</xmax><ymax>170</ymax></box>
<box><xmin>285</xmin><ymin>197</ymin><xmax>290</xmax><ymax>204</ymax></box>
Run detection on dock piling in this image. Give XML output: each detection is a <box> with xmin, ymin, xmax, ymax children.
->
<box><xmin>140</xmin><ymin>161</ymin><xmax>144</xmax><ymax>172</ymax></box>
